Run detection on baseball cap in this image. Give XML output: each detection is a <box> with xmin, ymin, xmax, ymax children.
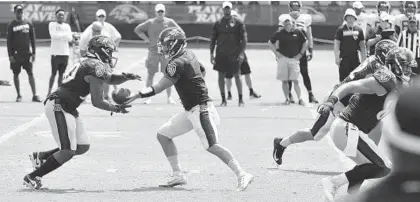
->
<box><xmin>343</xmin><ymin>8</ymin><xmax>357</xmax><ymax>20</ymax></box>
<box><xmin>278</xmin><ymin>15</ymin><xmax>293</xmax><ymax>25</ymax></box>
<box><xmin>155</xmin><ymin>4</ymin><xmax>166</xmax><ymax>12</ymax></box>
<box><xmin>352</xmin><ymin>1</ymin><xmax>364</xmax><ymax>9</ymax></box>
<box><xmin>222</xmin><ymin>1</ymin><xmax>233</xmax><ymax>9</ymax></box>
<box><xmin>96</xmin><ymin>9</ymin><xmax>106</xmax><ymax>17</ymax></box>
<box><xmin>14</xmin><ymin>5</ymin><xmax>23</xmax><ymax>12</ymax></box>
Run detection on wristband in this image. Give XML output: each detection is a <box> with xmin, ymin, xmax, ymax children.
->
<box><xmin>326</xmin><ymin>95</ymin><xmax>339</xmax><ymax>105</ymax></box>
<box><xmin>139</xmin><ymin>86</ymin><xmax>155</xmax><ymax>98</ymax></box>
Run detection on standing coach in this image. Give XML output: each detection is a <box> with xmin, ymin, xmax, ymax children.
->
<box><xmin>268</xmin><ymin>14</ymin><xmax>307</xmax><ymax>106</ymax></box>
<box><xmin>334</xmin><ymin>9</ymin><xmax>366</xmax><ymax>82</ymax></box>
<box><xmin>210</xmin><ymin>1</ymin><xmax>246</xmax><ymax>107</ymax></box>
<box><xmin>7</xmin><ymin>5</ymin><xmax>41</xmax><ymax>102</ymax></box>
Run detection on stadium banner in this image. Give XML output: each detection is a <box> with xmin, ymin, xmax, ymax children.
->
<box><xmin>0</xmin><ymin>2</ymin><xmax>406</xmax><ymax>42</ymax></box>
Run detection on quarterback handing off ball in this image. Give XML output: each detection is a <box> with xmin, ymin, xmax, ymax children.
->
<box><xmin>112</xmin><ymin>88</ymin><xmax>131</xmax><ymax>104</ymax></box>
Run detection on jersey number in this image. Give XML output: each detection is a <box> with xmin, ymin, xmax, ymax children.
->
<box><xmin>63</xmin><ymin>63</ymin><xmax>81</xmax><ymax>84</ymax></box>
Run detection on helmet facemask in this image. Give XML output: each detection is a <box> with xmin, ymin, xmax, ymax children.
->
<box><xmin>405</xmin><ymin>2</ymin><xmax>417</xmax><ymax>16</ymax></box>
<box><xmin>289</xmin><ymin>1</ymin><xmax>301</xmax><ymax>18</ymax></box>
<box><xmin>158</xmin><ymin>38</ymin><xmax>186</xmax><ymax>59</ymax></box>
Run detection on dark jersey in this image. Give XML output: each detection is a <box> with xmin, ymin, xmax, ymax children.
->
<box><xmin>340</xmin><ymin>68</ymin><xmax>397</xmax><ymax>133</ymax></box>
<box><xmin>7</xmin><ymin>19</ymin><xmax>36</xmax><ymax>57</ymax></box>
<box><xmin>210</xmin><ymin>16</ymin><xmax>246</xmax><ymax>56</ymax></box>
<box><xmin>51</xmin><ymin>57</ymin><xmax>112</xmax><ymax>112</ymax></box>
<box><xmin>367</xmin><ymin>27</ymin><xmax>396</xmax><ymax>55</ymax></box>
<box><xmin>335</xmin><ymin>24</ymin><xmax>364</xmax><ymax>58</ymax></box>
<box><xmin>164</xmin><ymin>49</ymin><xmax>211</xmax><ymax>111</ymax></box>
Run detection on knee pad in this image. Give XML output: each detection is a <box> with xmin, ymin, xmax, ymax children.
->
<box><xmin>75</xmin><ymin>144</ymin><xmax>90</xmax><ymax>155</ymax></box>
<box><xmin>53</xmin><ymin>149</ymin><xmax>75</xmax><ymax>164</ymax></box>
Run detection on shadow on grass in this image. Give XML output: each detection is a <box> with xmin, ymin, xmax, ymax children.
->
<box><xmin>268</xmin><ymin>167</ymin><xmax>341</xmax><ymax>176</ymax></box>
<box><xmin>114</xmin><ymin>186</ymin><xmax>198</xmax><ymax>192</ymax></box>
<box><xmin>18</xmin><ymin>188</ymin><xmax>105</xmax><ymax>194</ymax></box>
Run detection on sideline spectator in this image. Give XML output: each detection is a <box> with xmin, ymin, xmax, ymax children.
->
<box><xmin>397</xmin><ymin>15</ymin><xmax>420</xmax><ymax>74</ymax></box>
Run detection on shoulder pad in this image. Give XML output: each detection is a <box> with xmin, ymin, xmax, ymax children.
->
<box><xmin>82</xmin><ymin>58</ymin><xmax>111</xmax><ymax>79</ymax></box>
<box><xmin>166</xmin><ymin>58</ymin><xmax>184</xmax><ymax>77</ymax></box>
<box><xmin>373</xmin><ymin>68</ymin><xmax>396</xmax><ymax>92</ymax></box>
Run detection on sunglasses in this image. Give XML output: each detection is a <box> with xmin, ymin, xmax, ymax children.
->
<box><xmin>157</xmin><ymin>10</ymin><xmax>164</xmax><ymax>13</ymax></box>
<box><xmin>97</xmin><ymin>15</ymin><xmax>105</xmax><ymax>18</ymax></box>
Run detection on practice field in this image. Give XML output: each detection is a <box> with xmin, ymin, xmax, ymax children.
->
<box><xmin>0</xmin><ymin>45</ymin><xmax>364</xmax><ymax>202</ymax></box>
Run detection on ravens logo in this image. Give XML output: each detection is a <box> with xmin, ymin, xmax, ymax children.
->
<box><xmin>109</xmin><ymin>4</ymin><xmax>148</xmax><ymax>24</ymax></box>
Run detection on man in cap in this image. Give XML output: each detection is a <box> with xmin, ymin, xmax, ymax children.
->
<box><xmin>211</xmin><ymin>1</ymin><xmax>247</xmax><ymax>107</ymax></box>
<box><xmin>268</xmin><ymin>14</ymin><xmax>308</xmax><ymax>105</ymax></box>
<box><xmin>134</xmin><ymin>3</ymin><xmax>182</xmax><ymax>105</ymax></box>
<box><xmin>7</xmin><ymin>5</ymin><xmax>41</xmax><ymax>102</ymax></box>
<box><xmin>334</xmin><ymin>9</ymin><xmax>366</xmax><ymax>82</ymax></box>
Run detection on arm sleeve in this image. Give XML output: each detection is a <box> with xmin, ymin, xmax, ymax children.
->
<box><xmin>210</xmin><ymin>22</ymin><xmax>218</xmax><ymax>54</ymax></box>
<box><xmin>335</xmin><ymin>27</ymin><xmax>343</xmax><ymax>41</ymax></box>
<box><xmin>29</xmin><ymin>22</ymin><xmax>36</xmax><ymax>54</ymax></box>
<box><xmin>7</xmin><ymin>22</ymin><xmax>13</xmax><ymax>57</ymax></box>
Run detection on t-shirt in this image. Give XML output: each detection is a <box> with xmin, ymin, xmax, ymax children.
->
<box><xmin>49</xmin><ymin>21</ymin><xmax>73</xmax><ymax>56</ymax></box>
<box><xmin>7</xmin><ymin>19</ymin><xmax>36</xmax><ymax>57</ymax></box>
<box><xmin>269</xmin><ymin>28</ymin><xmax>307</xmax><ymax>58</ymax></box>
<box><xmin>136</xmin><ymin>17</ymin><xmax>180</xmax><ymax>52</ymax></box>
<box><xmin>335</xmin><ymin>24</ymin><xmax>364</xmax><ymax>58</ymax></box>
<box><xmin>79</xmin><ymin>22</ymin><xmax>121</xmax><ymax>51</ymax></box>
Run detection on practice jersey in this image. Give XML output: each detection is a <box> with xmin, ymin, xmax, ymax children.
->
<box><xmin>339</xmin><ymin>68</ymin><xmax>398</xmax><ymax>134</ymax></box>
<box><xmin>50</xmin><ymin>57</ymin><xmax>112</xmax><ymax>113</ymax></box>
<box><xmin>394</xmin><ymin>13</ymin><xmax>420</xmax><ymax>34</ymax></box>
<box><xmin>280</xmin><ymin>13</ymin><xmax>311</xmax><ymax>32</ymax></box>
<box><xmin>164</xmin><ymin>49</ymin><xmax>211</xmax><ymax>111</ymax></box>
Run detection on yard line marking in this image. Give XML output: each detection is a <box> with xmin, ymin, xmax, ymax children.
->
<box><xmin>0</xmin><ymin>56</ymin><xmax>147</xmax><ymax>145</ymax></box>
<box><xmin>106</xmin><ymin>169</ymin><xmax>118</xmax><ymax>173</ymax></box>
<box><xmin>309</xmin><ymin>109</ymin><xmax>355</xmax><ymax>170</ymax></box>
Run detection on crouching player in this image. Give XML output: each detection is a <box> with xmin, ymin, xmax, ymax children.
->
<box><xmin>126</xmin><ymin>27</ymin><xmax>254</xmax><ymax>191</ymax></box>
<box><xmin>23</xmin><ymin>36</ymin><xmax>138</xmax><ymax>189</ymax></box>
<box><xmin>319</xmin><ymin>47</ymin><xmax>417</xmax><ymax>201</ymax></box>
<box><xmin>272</xmin><ymin>40</ymin><xmax>397</xmax><ymax>165</ymax></box>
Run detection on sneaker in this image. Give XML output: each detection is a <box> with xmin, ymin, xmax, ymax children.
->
<box><xmin>282</xmin><ymin>99</ymin><xmax>291</xmax><ymax>105</ymax></box>
<box><xmin>16</xmin><ymin>96</ymin><xmax>22</xmax><ymax>102</ymax></box>
<box><xmin>160</xmin><ymin>173</ymin><xmax>187</xmax><ymax>187</ymax></box>
<box><xmin>289</xmin><ymin>93</ymin><xmax>295</xmax><ymax>104</ymax></box>
<box><xmin>309</xmin><ymin>94</ymin><xmax>319</xmax><ymax>104</ymax></box>
<box><xmin>23</xmin><ymin>174</ymin><xmax>42</xmax><ymax>190</ymax></box>
<box><xmin>298</xmin><ymin>99</ymin><xmax>306</xmax><ymax>106</ymax></box>
<box><xmin>250</xmin><ymin>92</ymin><xmax>261</xmax><ymax>99</ymax></box>
<box><xmin>238</xmin><ymin>99</ymin><xmax>245</xmax><ymax>107</ymax></box>
<box><xmin>322</xmin><ymin>177</ymin><xmax>339</xmax><ymax>202</ymax></box>
<box><xmin>29</xmin><ymin>152</ymin><xmax>44</xmax><ymax>170</ymax></box>
<box><xmin>237</xmin><ymin>173</ymin><xmax>254</xmax><ymax>191</ymax></box>
<box><xmin>273</xmin><ymin>138</ymin><xmax>286</xmax><ymax>165</ymax></box>
<box><xmin>227</xmin><ymin>92</ymin><xmax>232</xmax><ymax>100</ymax></box>
<box><xmin>32</xmin><ymin>95</ymin><xmax>42</xmax><ymax>102</ymax></box>
<box><xmin>220</xmin><ymin>100</ymin><xmax>227</xmax><ymax>107</ymax></box>
<box><xmin>144</xmin><ymin>99</ymin><xmax>152</xmax><ymax>105</ymax></box>
<box><xmin>168</xmin><ymin>97</ymin><xmax>176</xmax><ymax>105</ymax></box>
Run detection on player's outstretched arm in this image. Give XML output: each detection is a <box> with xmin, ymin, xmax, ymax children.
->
<box><xmin>87</xmin><ymin>75</ymin><xmax>130</xmax><ymax>113</ymax></box>
<box><xmin>125</xmin><ymin>76</ymin><xmax>175</xmax><ymax>104</ymax></box>
<box><xmin>107</xmin><ymin>73</ymin><xmax>141</xmax><ymax>85</ymax></box>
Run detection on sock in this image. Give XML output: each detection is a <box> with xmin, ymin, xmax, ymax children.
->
<box><xmin>227</xmin><ymin>159</ymin><xmax>245</xmax><ymax>177</ymax></box>
<box><xmin>308</xmin><ymin>91</ymin><xmax>313</xmax><ymax>95</ymax></box>
<box><xmin>29</xmin><ymin>156</ymin><xmax>62</xmax><ymax>178</ymax></box>
<box><xmin>167</xmin><ymin>155</ymin><xmax>181</xmax><ymax>175</ymax></box>
<box><xmin>221</xmin><ymin>92</ymin><xmax>226</xmax><ymax>101</ymax></box>
<box><xmin>39</xmin><ymin>148</ymin><xmax>59</xmax><ymax>160</ymax></box>
<box><xmin>249</xmin><ymin>88</ymin><xmax>254</xmax><ymax>94</ymax></box>
<box><xmin>228</xmin><ymin>91</ymin><xmax>232</xmax><ymax>95</ymax></box>
<box><xmin>331</xmin><ymin>173</ymin><xmax>349</xmax><ymax>187</ymax></box>
<box><xmin>239</xmin><ymin>94</ymin><xmax>243</xmax><ymax>101</ymax></box>
<box><xmin>280</xmin><ymin>137</ymin><xmax>291</xmax><ymax>147</ymax></box>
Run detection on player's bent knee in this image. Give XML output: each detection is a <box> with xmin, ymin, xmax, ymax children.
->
<box><xmin>157</xmin><ymin>133</ymin><xmax>172</xmax><ymax>142</ymax></box>
<box><xmin>53</xmin><ymin>149</ymin><xmax>76</xmax><ymax>164</ymax></box>
<box><xmin>207</xmin><ymin>143</ymin><xmax>222</xmax><ymax>153</ymax></box>
<box><xmin>75</xmin><ymin>144</ymin><xmax>90</xmax><ymax>155</ymax></box>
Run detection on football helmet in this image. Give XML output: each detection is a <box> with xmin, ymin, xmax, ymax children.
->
<box><xmin>157</xmin><ymin>27</ymin><xmax>186</xmax><ymax>59</ymax></box>
<box><xmin>385</xmin><ymin>47</ymin><xmax>417</xmax><ymax>82</ymax></box>
<box><xmin>87</xmin><ymin>35</ymin><xmax>118</xmax><ymax>68</ymax></box>
<box><xmin>289</xmin><ymin>1</ymin><xmax>302</xmax><ymax>17</ymax></box>
<box><xmin>377</xmin><ymin>1</ymin><xmax>390</xmax><ymax>14</ymax></box>
<box><xmin>404</xmin><ymin>1</ymin><xmax>417</xmax><ymax>16</ymax></box>
<box><xmin>375</xmin><ymin>39</ymin><xmax>398</xmax><ymax>64</ymax></box>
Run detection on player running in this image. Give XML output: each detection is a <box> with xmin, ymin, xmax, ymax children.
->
<box><xmin>320</xmin><ymin>47</ymin><xmax>417</xmax><ymax>201</ymax></box>
<box><xmin>126</xmin><ymin>27</ymin><xmax>254</xmax><ymax>191</ymax></box>
<box><xmin>278</xmin><ymin>1</ymin><xmax>318</xmax><ymax>104</ymax></box>
<box><xmin>23</xmin><ymin>36</ymin><xmax>138</xmax><ymax>190</ymax></box>
<box><xmin>272</xmin><ymin>40</ymin><xmax>397</xmax><ymax>166</ymax></box>
<box><xmin>394</xmin><ymin>1</ymin><xmax>420</xmax><ymax>35</ymax></box>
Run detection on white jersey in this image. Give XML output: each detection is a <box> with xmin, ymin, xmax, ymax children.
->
<box><xmin>366</xmin><ymin>13</ymin><xmax>395</xmax><ymax>30</ymax></box>
<box><xmin>279</xmin><ymin>13</ymin><xmax>312</xmax><ymax>33</ymax></box>
<box><xmin>394</xmin><ymin>13</ymin><xmax>420</xmax><ymax>33</ymax></box>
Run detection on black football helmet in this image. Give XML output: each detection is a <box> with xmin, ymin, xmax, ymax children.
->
<box><xmin>375</xmin><ymin>39</ymin><xmax>398</xmax><ymax>64</ymax></box>
<box><xmin>385</xmin><ymin>47</ymin><xmax>417</xmax><ymax>82</ymax></box>
<box><xmin>87</xmin><ymin>35</ymin><xmax>118</xmax><ymax>68</ymax></box>
<box><xmin>157</xmin><ymin>27</ymin><xmax>186</xmax><ymax>59</ymax></box>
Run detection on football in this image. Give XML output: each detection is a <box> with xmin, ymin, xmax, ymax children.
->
<box><xmin>112</xmin><ymin>88</ymin><xmax>131</xmax><ymax>104</ymax></box>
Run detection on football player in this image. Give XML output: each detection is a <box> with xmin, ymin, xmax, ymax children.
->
<box><xmin>394</xmin><ymin>1</ymin><xmax>420</xmax><ymax>35</ymax></box>
<box><xmin>126</xmin><ymin>27</ymin><xmax>253</xmax><ymax>191</ymax></box>
<box><xmin>23</xmin><ymin>36</ymin><xmax>138</xmax><ymax>189</ymax></box>
<box><xmin>272</xmin><ymin>40</ymin><xmax>397</xmax><ymax>166</ymax></box>
<box><xmin>278</xmin><ymin>1</ymin><xmax>318</xmax><ymax>103</ymax></box>
<box><xmin>320</xmin><ymin>47</ymin><xmax>417</xmax><ymax>201</ymax></box>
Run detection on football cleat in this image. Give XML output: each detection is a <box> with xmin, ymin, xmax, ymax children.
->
<box><xmin>289</xmin><ymin>93</ymin><xmax>295</xmax><ymax>103</ymax></box>
<box><xmin>159</xmin><ymin>173</ymin><xmax>187</xmax><ymax>187</ymax></box>
<box><xmin>227</xmin><ymin>92</ymin><xmax>232</xmax><ymax>100</ymax></box>
<box><xmin>250</xmin><ymin>92</ymin><xmax>261</xmax><ymax>99</ymax></box>
<box><xmin>273</xmin><ymin>138</ymin><xmax>286</xmax><ymax>165</ymax></box>
<box><xmin>237</xmin><ymin>173</ymin><xmax>254</xmax><ymax>191</ymax></box>
<box><xmin>238</xmin><ymin>99</ymin><xmax>245</xmax><ymax>107</ymax></box>
<box><xmin>29</xmin><ymin>152</ymin><xmax>44</xmax><ymax>170</ymax></box>
<box><xmin>23</xmin><ymin>174</ymin><xmax>42</xmax><ymax>190</ymax></box>
<box><xmin>167</xmin><ymin>97</ymin><xmax>176</xmax><ymax>105</ymax></box>
<box><xmin>220</xmin><ymin>100</ymin><xmax>227</xmax><ymax>107</ymax></box>
<box><xmin>309</xmin><ymin>94</ymin><xmax>319</xmax><ymax>104</ymax></box>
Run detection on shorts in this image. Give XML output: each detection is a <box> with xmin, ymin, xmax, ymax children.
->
<box><xmin>213</xmin><ymin>54</ymin><xmax>240</xmax><ymax>77</ymax></box>
<box><xmin>157</xmin><ymin>102</ymin><xmax>220</xmax><ymax>149</ymax></box>
<box><xmin>44</xmin><ymin>99</ymin><xmax>89</xmax><ymax>150</ymax></box>
<box><xmin>51</xmin><ymin>55</ymin><xmax>69</xmax><ymax>74</ymax></box>
<box><xmin>276</xmin><ymin>56</ymin><xmax>300</xmax><ymax>81</ymax></box>
<box><xmin>10</xmin><ymin>53</ymin><xmax>32</xmax><ymax>75</ymax></box>
<box><xmin>146</xmin><ymin>51</ymin><xmax>167</xmax><ymax>74</ymax></box>
<box><xmin>224</xmin><ymin>54</ymin><xmax>251</xmax><ymax>78</ymax></box>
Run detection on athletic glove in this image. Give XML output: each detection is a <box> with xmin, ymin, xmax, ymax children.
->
<box><xmin>122</xmin><ymin>73</ymin><xmax>141</xmax><ymax>81</ymax></box>
<box><xmin>317</xmin><ymin>96</ymin><xmax>338</xmax><ymax>115</ymax></box>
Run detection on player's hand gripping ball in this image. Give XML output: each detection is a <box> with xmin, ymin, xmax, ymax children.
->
<box><xmin>112</xmin><ymin>88</ymin><xmax>131</xmax><ymax>104</ymax></box>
